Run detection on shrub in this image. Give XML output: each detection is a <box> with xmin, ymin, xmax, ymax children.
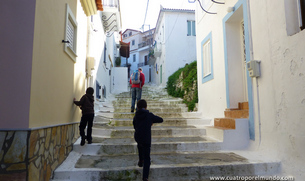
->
<box><xmin>167</xmin><ymin>61</ymin><xmax>198</xmax><ymax>111</ymax></box>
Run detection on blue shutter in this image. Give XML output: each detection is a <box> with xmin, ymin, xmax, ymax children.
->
<box><xmin>192</xmin><ymin>21</ymin><xmax>196</xmax><ymax>36</ymax></box>
<box><xmin>187</xmin><ymin>21</ymin><xmax>191</xmax><ymax>36</ymax></box>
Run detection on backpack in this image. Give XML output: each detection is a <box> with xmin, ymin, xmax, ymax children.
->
<box><xmin>131</xmin><ymin>70</ymin><xmax>141</xmax><ymax>84</ymax></box>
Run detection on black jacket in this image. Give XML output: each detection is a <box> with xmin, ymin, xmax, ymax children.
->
<box><xmin>74</xmin><ymin>94</ymin><xmax>94</xmax><ymax>115</ymax></box>
<box><xmin>133</xmin><ymin>109</ymin><xmax>163</xmax><ymax>145</ymax></box>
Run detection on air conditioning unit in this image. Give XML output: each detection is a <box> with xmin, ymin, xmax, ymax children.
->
<box><xmin>86</xmin><ymin>57</ymin><xmax>95</xmax><ymax>76</ymax></box>
<box><xmin>247</xmin><ymin>60</ymin><xmax>261</xmax><ymax>77</ymax></box>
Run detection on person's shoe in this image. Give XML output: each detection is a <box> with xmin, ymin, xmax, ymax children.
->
<box><xmin>131</xmin><ymin>109</ymin><xmax>134</xmax><ymax>113</ymax></box>
<box><xmin>138</xmin><ymin>160</ymin><xmax>144</xmax><ymax>167</ymax></box>
<box><xmin>142</xmin><ymin>178</ymin><xmax>148</xmax><ymax>181</ymax></box>
<box><xmin>80</xmin><ymin>139</ymin><xmax>85</xmax><ymax>146</ymax></box>
<box><xmin>87</xmin><ymin>140</ymin><xmax>92</xmax><ymax>144</ymax></box>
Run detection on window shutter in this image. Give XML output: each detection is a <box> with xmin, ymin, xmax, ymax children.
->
<box><xmin>192</xmin><ymin>21</ymin><xmax>196</xmax><ymax>36</ymax></box>
<box><xmin>67</xmin><ymin>19</ymin><xmax>75</xmax><ymax>51</ymax></box>
<box><xmin>187</xmin><ymin>21</ymin><xmax>191</xmax><ymax>36</ymax></box>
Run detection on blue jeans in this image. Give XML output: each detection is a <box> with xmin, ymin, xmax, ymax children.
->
<box><xmin>131</xmin><ymin>87</ymin><xmax>142</xmax><ymax>110</ymax></box>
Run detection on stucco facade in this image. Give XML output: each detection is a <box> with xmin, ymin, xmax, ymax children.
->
<box><xmin>152</xmin><ymin>8</ymin><xmax>197</xmax><ymax>87</ymax></box>
<box><xmin>195</xmin><ymin>0</ymin><xmax>305</xmax><ymax>179</ymax></box>
<box><xmin>121</xmin><ymin>28</ymin><xmax>155</xmax><ymax>82</ymax></box>
<box><xmin>0</xmin><ymin>0</ymin><xmax>121</xmax><ymax>180</ymax></box>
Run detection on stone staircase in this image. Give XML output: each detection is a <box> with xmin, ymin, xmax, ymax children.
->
<box><xmin>50</xmin><ymin>85</ymin><xmax>280</xmax><ymax>181</ymax></box>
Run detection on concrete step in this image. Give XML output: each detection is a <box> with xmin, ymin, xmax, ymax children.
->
<box><xmin>73</xmin><ymin>136</ymin><xmax>222</xmax><ymax>155</ymax></box>
<box><xmin>113</xmin><ymin>102</ymin><xmax>186</xmax><ymax>108</ymax></box>
<box><xmin>114</xmin><ymin>107</ymin><xmax>188</xmax><ymax>113</ymax></box>
<box><xmin>94</xmin><ymin>118</ymin><xmax>211</xmax><ymax>127</ymax></box>
<box><xmin>205</xmin><ymin>119</ymin><xmax>250</xmax><ymax>150</ymax></box>
<box><xmin>51</xmin><ymin>151</ymin><xmax>280</xmax><ymax>181</ymax></box>
<box><xmin>91</xmin><ymin>125</ymin><xmax>207</xmax><ymax>138</ymax></box>
<box><xmin>113</xmin><ymin>112</ymin><xmax>186</xmax><ymax>119</ymax></box>
<box><xmin>113</xmin><ymin>97</ymin><xmax>183</xmax><ymax>102</ymax></box>
<box><xmin>115</xmin><ymin>94</ymin><xmax>171</xmax><ymax>99</ymax></box>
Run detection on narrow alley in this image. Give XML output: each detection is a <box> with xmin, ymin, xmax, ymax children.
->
<box><xmin>51</xmin><ymin>84</ymin><xmax>280</xmax><ymax>181</ymax></box>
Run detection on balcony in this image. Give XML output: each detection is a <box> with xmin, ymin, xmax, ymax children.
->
<box><xmin>101</xmin><ymin>0</ymin><xmax>121</xmax><ymax>33</ymax></box>
<box><xmin>154</xmin><ymin>41</ymin><xmax>162</xmax><ymax>57</ymax></box>
<box><xmin>80</xmin><ymin>0</ymin><xmax>121</xmax><ymax>33</ymax></box>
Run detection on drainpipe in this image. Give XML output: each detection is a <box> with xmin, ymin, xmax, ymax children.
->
<box><xmin>246</xmin><ymin>0</ymin><xmax>262</xmax><ymax>147</ymax></box>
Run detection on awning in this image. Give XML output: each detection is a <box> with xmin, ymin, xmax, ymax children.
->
<box><xmin>80</xmin><ymin>0</ymin><xmax>97</xmax><ymax>16</ymax></box>
<box><xmin>120</xmin><ymin>41</ymin><xmax>130</xmax><ymax>58</ymax></box>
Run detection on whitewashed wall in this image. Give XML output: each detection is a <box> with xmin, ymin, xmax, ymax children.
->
<box><xmin>111</xmin><ymin>67</ymin><xmax>128</xmax><ymax>94</ymax></box>
<box><xmin>249</xmin><ymin>0</ymin><xmax>305</xmax><ymax>179</ymax></box>
<box><xmin>195</xmin><ymin>0</ymin><xmax>305</xmax><ymax>179</ymax></box>
<box><xmin>152</xmin><ymin>9</ymin><xmax>197</xmax><ymax>87</ymax></box>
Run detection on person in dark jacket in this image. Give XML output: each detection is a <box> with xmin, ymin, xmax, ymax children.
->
<box><xmin>133</xmin><ymin>99</ymin><xmax>163</xmax><ymax>181</ymax></box>
<box><xmin>73</xmin><ymin>87</ymin><xmax>95</xmax><ymax>146</ymax></box>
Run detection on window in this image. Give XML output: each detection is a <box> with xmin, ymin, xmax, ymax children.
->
<box><xmin>187</xmin><ymin>20</ymin><xmax>196</xmax><ymax>36</ymax></box>
<box><xmin>298</xmin><ymin>0</ymin><xmax>305</xmax><ymax>30</ymax></box>
<box><xmin>145</xmin><ymin>55</ymin><xmax>148</xmax><ymax>65</ymax></box>
<box><xmin>133</xmin><ymin>54</ymin><xmax>136</xmax><ymax>62</ymax></box>
<box><xmin>103</xmin><ymin>42</ymin><xmax>107</xmax><ymax>66</ymax></box>
<box><xmin>129</xmin><ymin>32</ymin><xmax>132</xmax><ymax>36</ymax></box>
<box><xmin>64</xmin><ymin>4</ymin><xmax>77</xmax><ymax>62</ymax></box>
<box><xmin>123</xmin><ymin>34</ymin><xmax>127</xmax><ymax>38</ymax></box>
<box><xmin>201</xmin><ymin>32</ymin><xmax>213</xmax><ymax>83</ymax></box>
<box><xmin>132</xmin><ymin>40</ymin><xmax>135</xmax><ymax>46</ymax></box>
<box><xmin>203</xmin><ymin>41</ymin><xmax>211</xmax><ymax>76</ymax></box>
<box><xmin>285</xmin><ymin>0</ymin><xmax>305</xmax><ymax>35</ymax></box>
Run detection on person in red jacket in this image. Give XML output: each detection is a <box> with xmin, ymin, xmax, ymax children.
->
<box><xmin>130</xmin><ymin>67</ymin><xmax>145</xmax><ymax>112</ymax></box>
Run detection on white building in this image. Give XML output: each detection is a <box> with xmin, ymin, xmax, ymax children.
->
<box><xmin>152</xmin><ymin>7</ymin><xmax>197</xmax><ymax>86</ymax></box>
<box><xmin>89</xmin><ymin>2</ymin><xmax>128</xmax><ymax>100</ymax></box>
<box><xmin>195</xmin><ymin>0</ymin><xmax>305</xmax><ymax>179</ymax></box>
<box><xmin>121</xmin><ymin>28</ymin><xmax>155</xmax><ymax>82</ymax></box>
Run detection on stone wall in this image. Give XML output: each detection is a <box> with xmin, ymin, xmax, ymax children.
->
<box><xmin>0</xmin><ymin>123</ymin><xmax>79</xmax><ymax>181</ymax></box>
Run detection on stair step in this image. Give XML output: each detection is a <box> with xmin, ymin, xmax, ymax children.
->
<box><xmin>114</xmin><ymin>107</ymin><xmax>188</xmax><ymax>113</ymax></box>
<box><xmin>52</xmin><ymin>151</ymin><xmax>280</xmax><ymax>181</ymax></box>
<box><xmin>92</xmin><ymin>126</ymin><xmax>206</xmax><ymax>138</ymax></box>
<box><xmin>224</xmin><ymin>109</ymin><xmax>249</xmax><ymax>119</ymax></box>
<box><xmin>113</xmin><ymin>102</ymin><xmax>186</xmax><ymax>108</ymax></box>
<box><xmin>94</xmin><ymin>118</ymin><xmax>211</xmax><ymax>127</ymax></box>
<box><xmin>73</xmin><ymin>137</ymin><xmax>222</xmax><ymax>155</ymax></box>
<box><xmin>113</xmin><ymin>112</ymin><xmax>185</xmax><ymax>119</ymax></box>
<box><xmin>214</xmin><ymin>118</ymin><xmax>236</xmax><ymax>129</ymax></box>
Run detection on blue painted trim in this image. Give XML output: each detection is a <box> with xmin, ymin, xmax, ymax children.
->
<box><xmin>201</xmin><ymin>32</ymin><xmax>214</xmax><ymax>84</ymax></box>
<box><xmin>222</xmin><ymin>0</ymin><xmax>255</xmax><ymax>140</ymax></box>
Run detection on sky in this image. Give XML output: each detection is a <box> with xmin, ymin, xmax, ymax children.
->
<box><xmin>120</xmin><ymin>0</ymin><xmax>196</xmax><ymax>32</ymax></box>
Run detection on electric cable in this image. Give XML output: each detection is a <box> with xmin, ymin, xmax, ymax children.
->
<box><xmin>143</xmin><ymin>0</ymin><xmax>150</xmax><ymax>28</ymax></box>
<box><xmin>211</xmin><ymin>0</ymin><xmax>225</xmax><ymax>5</ymax></box>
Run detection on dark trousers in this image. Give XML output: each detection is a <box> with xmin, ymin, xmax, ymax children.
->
<box><xmin>137</xmin><ymin>143</ymin><xmax>151</xmax><ymax>180</ymax></box>
<box><xmin>79</xmin><ymin>113</ymin><xmax>94</xmax><ymax>141</ymax></box>
<box><xmin>131</xmin><ymin>87</ymin><xmax>142</xmax><ymax>110</ymax></box>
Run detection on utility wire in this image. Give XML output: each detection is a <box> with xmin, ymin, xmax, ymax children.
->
<box><xmin>197</xmin><ymin>0</ymin><xmax>216</xmax><ymax>14</ymax></box>
<box><xmin>163</xmin><ymin>0</ymin><xmax>185</xmax><ymax>44</ymax></box>
<box><xmin>211</xmin><ymin>0</ymin><xmax>225</xmax><ymax>5</ymax></box>
<box><xmin>143</xmin><ymin>0</ymin><xmax>150</xmax><ymax>29</ymax></box>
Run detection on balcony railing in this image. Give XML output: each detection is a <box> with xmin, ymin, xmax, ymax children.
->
<box><xmin>138</xmin><ymin>40</ymin><xmax>153</xmax><ymax>48</ymax></box>
<box><xmin>103</xmin><ymin>0</ymin><xmax>118</xmax><ymax>8</ymax></box>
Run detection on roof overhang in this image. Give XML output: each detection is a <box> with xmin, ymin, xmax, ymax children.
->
<box><xmin>80</xmin><ymin>0</ymin><xmax>98</xmax><ymax>16</ymax></box>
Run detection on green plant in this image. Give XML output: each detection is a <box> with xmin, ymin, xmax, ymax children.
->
<box><xmin>167</xmin><ymin>61</ymin><xmax>198</xmax><ymax>111</ymax></box>
<box><xmin>115</xmin><ymin>57</ymin><xmax>121</xmax><ymax>67</ymax></box>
